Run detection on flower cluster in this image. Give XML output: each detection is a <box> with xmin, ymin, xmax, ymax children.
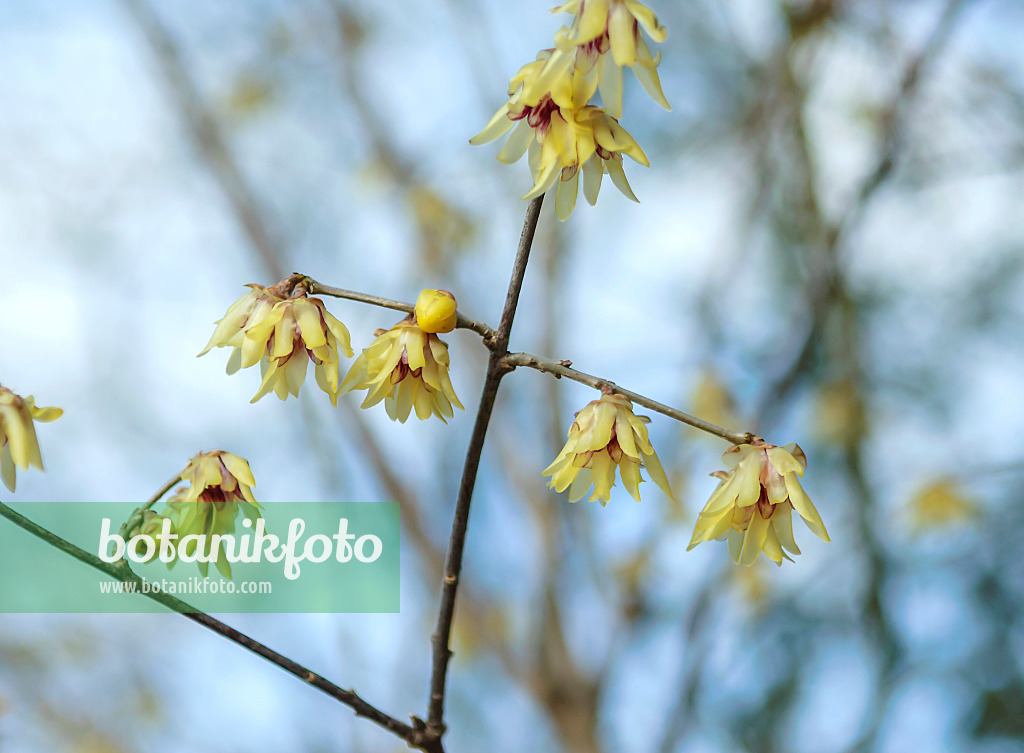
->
<box><xmin>201</xmin><ymin>281</ymin><xmax>463</xmax><ymax>425</ymax></box>
<box><xmin>0</xmin><ymin>386</ymin><xmax>62</xmax><ymax>492</ymax></box>
<box><xmin>687</xmin><ymin>441</ymin><xmax>829</xmax><ymax>566</ymax></box>
<box><xmin>471</xmin><ymin>0</ymin><xmax>670</xmax><ymax>220</ymax></box>
<box><xmin>199</xmin><ymin>276</ymin><xmax>353</xmax><ymax>405</ymax></box>
<box><xmin>543</xmin><ymin>393</ymin><xmax>673</xmax><ymax>504</ymax></box>
<box><xmin>132</xmin><ymin>450</ymin><xmax>262</xmax><ymax>578</ymax></box>
<box><xmin>340</xmin><ymin>317</ymin><xmax>463</xmax><ymax>424</ymax></box>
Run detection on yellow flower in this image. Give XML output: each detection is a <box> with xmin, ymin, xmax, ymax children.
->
<box><xmin>163</xmin><ymin>450</ymin><xmax>262</xmax><ymax>578</ymax></box>
<box><xmin>687</xmin><ymin>441</ymin><xmax>829</xmax><ymax>566</ymax></box>
<box><xmin>543</xmin><ymin>393</ymin><xmax>673</xmax><ymax>504</ymax></box>
<box><xmin>907</xmin><ymin>477</ymin><xmax>979</xmax><ymax>533</ymax></box>
<box><xmin>415</xmin><ymin>289</ymin><xmax>458</xmax><ymax>334</ymax></box>
<box><xmin>471</xmin><ymin>52</ymin><xmax>649</xmax><ymax>220</ymax></box>
<box><xmin>199</xmin><ymin>276</ymin><xmax>354</xmax><ymax>404</ymax></box>
<box><xmin>0</xmin><ymin>386</ymin><xmax>62</xmax><ymax>492</ymax></box>
<box><xmin>340</xmin><ymin>320</ymin><xmax>464</xmax><ymax>423</ymax></box>
<box><xmin>544</xmin><ymin>0</ymin><xmax>671</xmax><ymax>118</ymax></box>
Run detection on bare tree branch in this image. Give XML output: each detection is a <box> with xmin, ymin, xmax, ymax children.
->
<box><xmin>504</xmin><ymin>352</ymin><xmax>755</xmax><ymax>445</ymax></box>
<box><xmin>425</xmin><ymin>195</ymin><xmax>544</xmax><ymax>743</ymax></box>
<box><xmin>0</xmin><ymin>499</ymin><xmax>422</xmax><ymax>746</ymax></box>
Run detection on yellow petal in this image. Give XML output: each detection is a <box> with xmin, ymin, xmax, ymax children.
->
<box><xmin>555</xmin><ymin>168</ymin><xmax>580</xmax><ymax>221</ymax></box>
<box><xmin>294</xmin><ymin>300</ymin><xmax>328</xmax><ymax>349</ymax></box>
<box><xmin>740</xmin><ymin>509</ymin><xmax>770</xmax><ymax>566</ymax></box>
<box><xmin>470</xmin><ymin>103</ymin><xmax>514</xmax><ymax>145</ymax></box>
<box><xmin>1</xmin><ymin>445</ymin><xmax>16</xmax><ymax>492</ymax></box>
<box><xmin>786</xmin><ymin>474</ymin><xmax>829</xmax><ymax>542</ymax></box>
<box><xmin>620</xmin><ymin>459</ymin><xmax>643</xmax><ymax>502</ymax></box>
<box><xmin>608</xmin><ymin>3</ymin><xmax>637</xmax><ymax>66</ymax></box>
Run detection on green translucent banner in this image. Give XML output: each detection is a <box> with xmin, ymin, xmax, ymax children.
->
<box><xmin>0</xmin><ymin>501</ymin><xmax>399</xmax><ymax>613</ymax></box>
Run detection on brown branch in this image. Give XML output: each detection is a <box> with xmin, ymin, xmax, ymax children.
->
<box><xmin>0</xmin><ymin>499</ymin><xmax>423</xmax><ymax>747</ymax></box>
<box><xmin>503</xmin><ymin>352</ymin><xmax>754</xmax><ymax>446</ymax></box>
<box><xmin>305</xmin><ymin>280</ymin><xmax>497</xmax><ymax>343</ymax></box>
<box><xmin>424</xmin><ymin>195</ymin><xmax>544</xmax><ymax>743</ymax></box>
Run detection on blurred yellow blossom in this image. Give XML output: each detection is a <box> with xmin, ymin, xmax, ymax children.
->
<box><xmin>414</xmin><ymin>288</ymin><xmax>458</xmax><ymax>334</ymax></box>
<box><xmin>907</xmin><ymin>477</ymin><xmax>979</xmax><ymax>533</ymax></box>
<box><xmin>163</xmin><ymin>450</ymin><xmax>262</xmax><ymax>578</ymax></box>
<box><xmin>0</xmin><ymin>386</ymin><xmax>62</xmax><ymax>492</ymax></box>
<box><xmin>687</xmin><ymin>441</ymin><xmax>828</xmax><ymax>566</ymax></box>
<box><xmin>690</xmin><ymin>369</ymin><xmax>739</xmax><ymax>437</ymax></box>
<box><xmin>340</xmin><ymin>320</ymin><xmax>463</xmax><ymax>423</ymax></box>
<box><xmin>543</xmin><ymin>392</ymin><xmax>673</xmax><ymax>504</ymax></box>
<box><xmin>199</xmin><ymin>276</ymin><xmax>353</xmax><ymax>404</ymax></box>
<box><xmin>815</xmin><ymin>378</ymin><xmax>867</xmax><ymax>446</ymax></box>
<box><xmin>731</xmin><ymin>559</ymin><xmax>771</xmax><ymax>609</ymax></box>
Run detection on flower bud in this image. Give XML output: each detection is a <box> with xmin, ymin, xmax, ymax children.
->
<box><xmin>128</xmin><ymin>510</ymin><xmax>173</xmax><ymax>562</ymax></box>
<box><xmin>415</xmin><ymin>289</ymin><xmax>458</xmax><ymax>334</ymax></box>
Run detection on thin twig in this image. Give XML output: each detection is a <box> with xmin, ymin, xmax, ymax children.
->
<box><xmin>142</xmin><ymin>472</ymin><xmax>183</xmax><ymax>511</ymax></box>
<box><xmin>120</xmin><ymin>471</ymin><xmax>186</xmax><ymax>541</ymax></box>
<box><xmin>503</xmin><ymin>352</ymin><xmax>754</xmax><ymax>446</ymax></box>
<box><xmin>0</xmin><ymin>499</ymin><xmax>423</xmax><ymax>746</ymax></box>
<box><xmin>305</xmin><ymin>280</ymin><xmax>497</xmax><ymax>343</ymax></box>
<box><xmin>425</xmin><ymin>195</ymin><xmax>544</xmax><ymax>744</ymax></box>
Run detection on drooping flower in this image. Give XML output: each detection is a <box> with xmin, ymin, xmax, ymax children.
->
<box><xmin>472</xmin><ymin>47</ymin><xmax>650</xmax><ymax>221</ymax></box>
<box><xmin>0</xmin><ymin>386</ymin><xmax>62</xmax><ymax>492</ymax></box>
<box><xmin>471</xmin><ymin>0</ymin><xmax>668</xmax><ymax>219</ymax></box>
<box><xmin>163</xmin><ymin>450</ymin><xmax>262</xmax><ymax>578</ymax></box>
<box><xmin>340</xmin><ymin>319</ymin><xmax>463</xmax><ymax>423</ymax></box>
<box><xmin>687</xmin><ymin>441</ymin><xmax>829</xmax><ymax>566</ymax></box>
<box><xmin>199</xmin><ymin>275</ymin><xmax>353</xmax><ymax>404</ymax></box>
<box><xmin>543</xmin><ymin>0</ymin><xmax>671</xmax><ymax>118</ymax></box>
<box><xmin>414</xmin><ymin>288</ymin><xmax>458</xmax><ymax>334</ymax></box>
<box><xmin>543</xmin><ymin>392</ymin><xmax>673</xmax><ymax>504</ymax></box>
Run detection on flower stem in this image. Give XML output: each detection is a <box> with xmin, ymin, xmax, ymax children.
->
<box><xmin>502</xmin><ymin>352</ymin><xmax>755</xmax><ymax>446</ymax></box>
<box><xmin>305</xmin><ymin>280</ymin><xmax>496</xmax><ymax>343</ymax></box>
<box><xmin>425</xmin><ymin>195</ymin><xmax>544</xmax><ymax>742</ymax></box>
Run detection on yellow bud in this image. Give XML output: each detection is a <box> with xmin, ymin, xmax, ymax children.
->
<box><xmin>415</xmin><ymin>289</ymin><xmax>458</xmax><ymax>334</ymax></box>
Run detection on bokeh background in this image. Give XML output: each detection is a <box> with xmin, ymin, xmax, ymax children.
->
<box><xmin>2</xmin><ymin>0</ymin><xmax>1024</xmax><ymax>751</ymax></box>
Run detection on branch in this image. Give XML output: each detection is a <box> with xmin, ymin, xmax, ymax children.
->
<box><xmin>305</xmin><ymin>280</ymin><xmax>497</xmax><ymax>343</ymax></box>
<box><xmin>425</xmin><ymin>195</ymin><xmax>544</xmax><ymax>742</ymax></box>
<box><xmin>0</xmin><ymin>500</ymin><xmax>424</xmax><ymax>746</ymax></box>
<box><xmin>503</xmin><ymin>352</ymin><xmax>754</xmax><ymax>446</ymax></box>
